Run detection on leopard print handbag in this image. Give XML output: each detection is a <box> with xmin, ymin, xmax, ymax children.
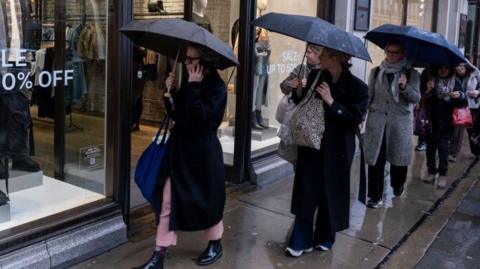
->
<box><xmin>290</xmin><ymin>74</ymin><xmax>325</xmax><ymax>150</ymax></box>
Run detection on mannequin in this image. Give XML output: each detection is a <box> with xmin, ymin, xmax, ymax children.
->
<box><xmin>192</xmin><ymin>0</ymin><xmax>212</xmax><ymax>32</ymax></box>
<box><xmin>0</xmin><ymin>0</ymin><xmax>40</xmax><ymax>181</ymax></box>
<box><xmin>252</xmin><ymin>0</ymin><xmax>270</xmax><ymax>129</ymax></box>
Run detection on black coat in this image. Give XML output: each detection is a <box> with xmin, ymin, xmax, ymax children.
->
<box><xmin>158</xmin><ymin>71</ymin><xmax>227</xmax><ymax>231</ymax></box>
<box><xmin>291</xmin><ymin>70</ymin><xmax>368</xmax><ymax>232</ymax></box>
<box><xmin>426</xmin><ymin>78</ymin><xmax>467</xmax><ymax>135</ymax></box>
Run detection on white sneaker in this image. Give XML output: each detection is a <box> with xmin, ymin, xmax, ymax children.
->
<box><xmin>285</xmin><ymin>247</ymin><xmax>313</xmax><ymax>257</ymax></box>
<box><xmin>436</xmin><ymin>175</ymin><xmax>447</xmax><ymax>189</ymax></box>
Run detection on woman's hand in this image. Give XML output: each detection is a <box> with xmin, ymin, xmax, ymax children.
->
<box><xmin>449</xmin><ymin>91</ymin><xmax>461</xmax><ymax>99</ymax></box>
<box><xmin>316</xmin><ymin>82</ymin><xmax>334</xmax><ymax>105</ymax></box>
<box><xmin>289</xmin><ymin>78</ymin><xmax>301</xmax><ymax>89</ymax></box>
<box><xmin>398</xmin><ymin>74</ymin><xmax>408</xmax><ymax>89</ymax></box>
<box><xmin>467</xmin><ymin>89</ymin><xmax>480</xmax><ymax>98</ymax></box>
<box><xmin>165</xmin><ymin>72</ymin><xmax>176</xmax><ymax>92</ymax></box>
<box><xmin>188</xmin><ymin>64</ymin><xmax>205</xmax><ymax>82</ymax></box>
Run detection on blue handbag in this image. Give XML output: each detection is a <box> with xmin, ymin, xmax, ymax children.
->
<box><xmin>134</xmin><ymin>116</ymin><xmax>170</xmax><ymax>212</ymax></box>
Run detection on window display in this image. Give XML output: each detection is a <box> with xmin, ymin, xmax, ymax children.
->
<box><xmin>0</xmin><ymin>0</ymin><xmax>107</xmax><ymax>232</ymax></box>
<box><xmin>247</xmin><ymin>0</ymin><xmax>319</xmax><ymax>157</ymax></box>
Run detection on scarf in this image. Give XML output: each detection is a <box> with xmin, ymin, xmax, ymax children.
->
<box><xmin>378</xmin><ymin>58</ymin><xmax>409</xmax><ymax>103</ymax></box>
<box><xmin>435</xmin><ymin>76</ymin><xmax>456</xmax><ymax>102</ymax></box>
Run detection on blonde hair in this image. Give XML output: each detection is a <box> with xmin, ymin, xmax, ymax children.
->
<box><xmin>321</xmin><ymin>47</ymin><xmax>352</xmax><ymax>68</ymax></box>
<box><xmin>307</xmin><ymin>44</ymin><xmax>322</xmax><ymax>54</ymax></box>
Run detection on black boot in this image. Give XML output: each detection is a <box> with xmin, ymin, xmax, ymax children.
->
<box><xmin>251</xmin><ymin>112</ymin><xmax>263</xmax><ymax>130</ymax></box>
<box><xmin>0</xmin><ymin>190</ymin><xmax>9</xmax><ymax>206</ymax></box>
<box><xmin>196</xmin><ymin>239</ymin><xmax>223</xmax><ymax>266</ymax></box>
<box><xmin>131</xmin><ymin>250</ymin><xmax>165</xmax><ymax>269</ymax></box>
<box><xmin>255</xmin><ymin>110</ymin><xmax>268</xmax><ymax>129</ymax></box>
<box><xmin>12</xmin><ymin>157</ymin><xmax>41</xmax><ymax>172</ymax></box>
<box><xmin>0</xmin><ymin>161</ymin><xmax>6</xmax><ymax>179</ymax></box>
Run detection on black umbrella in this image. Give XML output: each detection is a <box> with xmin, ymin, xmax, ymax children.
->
<box><xmin>365</xmin><ymin>24</ymin><xmax>467</xmax><ymax>66</ymax></box>
<box><xmin>253</xmin><ymin>12</ymin><xmax>371</xmax><ymax>62</ymax></box>
<box><xmin>119</xmin><ymin>19</ymin><xmax>239</xmax><ymax>70</ymax></box>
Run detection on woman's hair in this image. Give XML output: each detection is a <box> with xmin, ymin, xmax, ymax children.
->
<box><xmin>321</xmin><ymin>47</ymin><xmax>352</xmax><ymax>69</ymax></box>
<box><xmin>307</xmin><ymin>43</ymin><xmax>322</xmax><ymax>54</ymax></box>
<box><xmin>431</xmin><ymin>64</ymin><xmax>455</xmax><ymax>78</ymax></box>
<box><xmin>186</xmin><ymin>42</ymin><xmax>219</xmax><ymax>69</ymax></box>
<box><xmin>385</xmin><ymin>39</ymin><xmax>406</xmax><ymax>53</ymax></box>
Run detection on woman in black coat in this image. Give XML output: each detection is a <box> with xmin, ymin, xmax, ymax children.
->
<box><xmin>286</xmin><ymin>47</ymin><xmax>368</xmax><ymax>257</ymax></box>
<box><xmin>133</xmin><ymin>43</ymin><xmax>227</xmax><ymax>269</ymax></box>
<box><xmin>422</xmin><ymin>65</ymin><xmax>466</xmax><ymax>188</ymax></box>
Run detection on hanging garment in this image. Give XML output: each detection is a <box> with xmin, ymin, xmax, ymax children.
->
<box><xmin>77</xmin><ymin>23</ymin><xmax>106</xmax><ymax>60</ymax></box>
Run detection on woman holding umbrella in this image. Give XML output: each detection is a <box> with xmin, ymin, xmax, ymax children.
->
<box><xmin>252</xmin><ymin>12</ymin><xmax>370</xmax><ymax>257</ymax></box>
<box><xmin>132</xmin><ymin>43</ymin><xmax>228</xmax><ymax>269</ymax></box>
<box><xmin>455</xmin><ymin>63</ymin><xmax>480</xmax><ymax>159</ymax></box>
<box><xmin>286</xmin><ymin>47</ymin><xmax>369</xmax><ymax>256</ymax></box>
<box><xmin>422</xmin><ymin>65</ymin><xmax>466</xmax><ymax>188</ymax></box>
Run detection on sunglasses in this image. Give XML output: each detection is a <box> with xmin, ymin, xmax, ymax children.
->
<box><xmin>184</xmin><ymin>56</ymin><xmax>201</xmax><ymax>64</ymax></box>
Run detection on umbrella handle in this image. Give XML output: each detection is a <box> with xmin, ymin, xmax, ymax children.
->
<box><xmin>167</xmin><ymin>47</ymin><xmax>182</xmax><ymax>93</ymax></box>
<box><xmin>298</xmin><ymin>47</ymin><xmax>308</xmax><ymax>78</ymax></box>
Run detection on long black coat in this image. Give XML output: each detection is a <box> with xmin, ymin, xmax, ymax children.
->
<box><xmin>291</xmin><ymin>70</ymin><xmax>368</xmax><ymax>232</ymax></box>
<box><xmin>158</xmin><ymin>71</ymin><xmax>227</xmax><ymax>231</ymax></box>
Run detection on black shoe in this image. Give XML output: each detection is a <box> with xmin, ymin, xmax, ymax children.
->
<box><xmin>0</xmin><ymin>162</ymin><xmax>6</xmax><ymax>179</ymax></box>
<box><xmin>251</xmin><ymin>112</ymin><xmax>264</xmax><ymax>130</ymax></box>
<box><xmin>255</xmin><ymin>110</ymin><xmax>268</xmax><ymax>129</ymax></box>
<box><xmin>131</xmin><ymin>250</ymin><xmax>165</xmax><ymax>269</ymax></box>
<box><xmin>366</xmin><ymin>198</ymin><xmax>383</xmax><ymax>209</ymax></box>
<box><xmin>0</xmin><ymin>190</ymin><xmax>9</xmax><ymax>206</ymax></box>
<box><xmin>393</xmin><ymin>186</ymin><xmax>404</xmax><ymax>197</ymax></box>
<box><xmin>12</xmin><ymin>157</ymin><xmax>41</xmax><ymax>172</ymax></box>
<box><xmin>196</xmin><ymin>240</ymin><xmax>223</xmax><ymax>266</ymax></box>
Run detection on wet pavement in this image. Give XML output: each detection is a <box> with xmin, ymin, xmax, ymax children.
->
<box><xmin>71</xmin><ymin>139</ymin><xmax>480</xmax><ymax>269</ymax></box>
<box><xmin>415</xmin><ymin>175</ymin><xmax>480</xmax><ymax>269</ymax></box>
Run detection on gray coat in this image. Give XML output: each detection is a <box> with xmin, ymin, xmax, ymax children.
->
<box><xmin>364</xmin><ymin>67</ymin><xmax>421</xmax><ymax>166</ymax></box>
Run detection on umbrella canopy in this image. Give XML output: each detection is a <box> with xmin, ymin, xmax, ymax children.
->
<box><xmin>119</xmin><ymin>19</ymin><xmax>238</xmax><ymax>70</ymax></box>
<box><xmin>365</xmin><ymin>24</ymin><xmax>467</xmax><ymax>66</ymax></box>
<box><xmin>253</xmin><ymin>12</ymin><xmax>371</xmax><ymax>62</ymax></box>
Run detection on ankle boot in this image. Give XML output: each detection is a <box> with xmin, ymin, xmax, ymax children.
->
<box><xmin>0</xmin><ymin>190</ymin><xmax>9</xmax><ymax>206</ymax></box>
<box><xmin>255</xmin><ymin>110</ymin><xmax>268</xmax><ymax>128</ymax></box>
<box><xmin>12</xmin><ymin>157</ymin><xmax>40</xmax><ymax>172</ymax></box>
<box><xmin>196</xmin><ymin>240</ymin><xmax>223</xmax><ymax>266</ymax></box>
<box><xmin>251</xmin><ymin>112</ymin><xmax>263</xmax><ymax>130</ymax></box>
<box><xmin>0</xmin><ymin>161</ymin><xmax>6</xmax><ymax>179</ymax></box>
<box><xmin>131</xmin><ymin>250</ymin><xmax>165</xmax><ymax>269</ymax></box>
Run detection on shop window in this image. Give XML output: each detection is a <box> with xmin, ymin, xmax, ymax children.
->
<box><xmin>0</xmin><ymin>0</ymin><xmax>107</xmax><ymax>234</ymax></box>
<box><xmin>248</xmin><ymin>0</ymin><xmax>319</xmax><ymax>158</ymax></box>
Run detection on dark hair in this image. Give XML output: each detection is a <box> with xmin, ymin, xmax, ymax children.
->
<box><xmin>431</xmin><ymin>64</ymin><xmax>455</xmax><ymax>78</ymax></box>
<box><xmin>186</xmin><ymin>42</ymin><xmax>219</xmax><ymax>69</ymax></box>
<box><xmin>385</xmin><ymin>39</ymin><xmax>406</xmax><ymax>53</ymax></box>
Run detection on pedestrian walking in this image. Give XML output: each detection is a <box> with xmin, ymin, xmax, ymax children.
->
<box><xmin>363</xmin><ymin>39</ymin><xmax>421</xmax><ymax>208</ymax></box>
<box><xmin>422</xmin><ymin>65</ymin><xmax>467</xmax><ymax>188</ymax></box>
<box><xmin>285</xmin><ymin>47</ymin><xmax>368</xmax><ymax>257</ymax></box>
<box><xmin>415</xmin><ymin>68</ymin><xmax>433</xmax><ymax>152</ymax></box>
<box><xmin>132</xmin><ymin>43</ymin><xmax>228</xmax><ymax>269</ymax></box>
<box><xmin>455</xmin><ymin>63</ymin><xmax>480</xmax><ymax>159</ymax></box>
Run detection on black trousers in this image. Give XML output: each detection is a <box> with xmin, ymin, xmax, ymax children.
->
<box><xmin>368</xmin><ymin>134</ymin><xmax>408</xmax><ymax>201</ymax></box>
<box><xmin>0</xmin><ymin>92</ymin><xmax>31</xmax><ymax>160</ymax></box>
<box><xmin>426</xmin><ymin>132</ymin><xmax>450</xmax><ymax>176</ymax></box>
<box><xmin>467</xmin><ymin>108</ymin><xmax>480</xmax><ymax>157</ymax></box>
<box><xmin>288</xmin><ymin>171</ymin><xmax>335</xmax><ymax>250</ymax></box>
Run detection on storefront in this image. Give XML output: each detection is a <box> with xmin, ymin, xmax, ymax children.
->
<box><xmin>0</xmin><ymin>0</ymin><xmax>470</xmax><ymax>267</ymax></box>
<box><xmin>0</xmin><ymin>0</ymin><xmax>333</xmax><ymax>266</ymax></box>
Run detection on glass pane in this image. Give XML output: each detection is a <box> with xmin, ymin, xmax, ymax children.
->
<box><xmin>0</xmin><ymin>0</ymin><xmax>107</xmax><ymax>233</ymax></box>
<box><xmin>250</xmin><ymin>0</ymin><xmax>318</xmax><ymax>157</ymax></box>
<box><xmin>198</xmin><ymin>0</ymin><xmax>240</xmax><ymax>166</ymax></box>
<box><xmin>406</xmin><ymin>0</ymin><xmax>434</xmax><ymax>31</ymax></box>
<box><xmin>368</xmin><ymin>0</ymin><xmax>405</xmax><ymax>69</ymax></box>
<box><xmin>130</xmin><ymin>0</ymin><xmax>185</xmax><ymax>209</ymax></box>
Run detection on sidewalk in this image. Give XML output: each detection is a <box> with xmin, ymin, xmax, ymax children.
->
<box><xmin>72</xmin><ymin>141</ymin><xmax>480</xmax><ymax>269</ymax></box>
<box><xmin>415</xmin><ymin>172</ymin><xmax>480</xmax><ymax>269</ymax></box>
